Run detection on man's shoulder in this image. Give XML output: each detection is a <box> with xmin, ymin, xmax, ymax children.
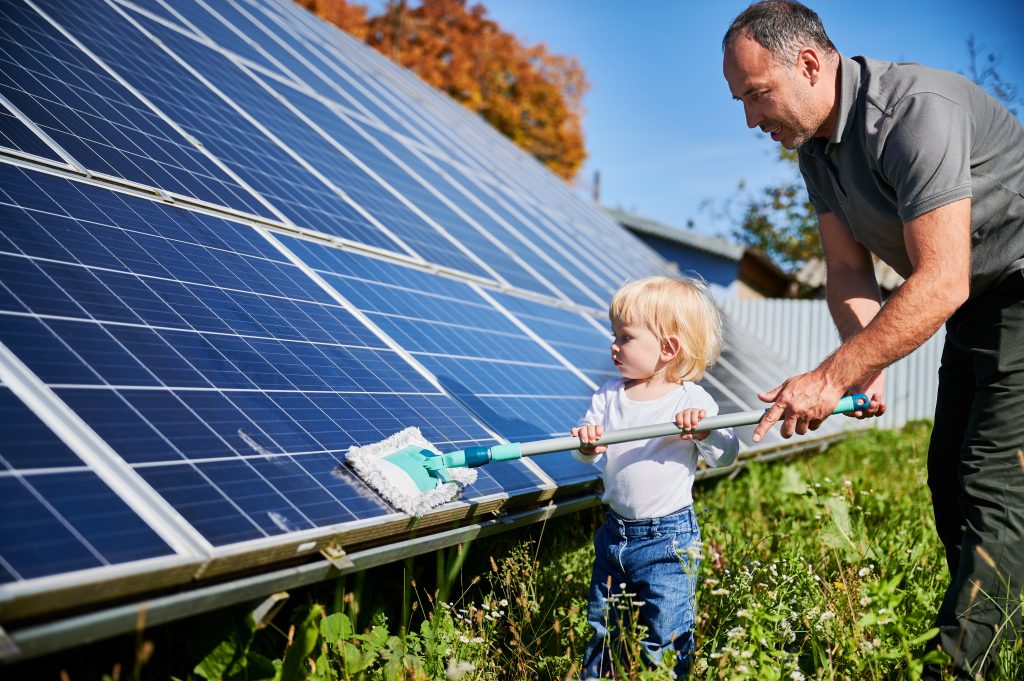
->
<box><xmin>855</xmin><ymin>56</ymin><xmax>978</xmax><ymax>119</ymax></box>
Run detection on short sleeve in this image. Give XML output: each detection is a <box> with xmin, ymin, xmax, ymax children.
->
<box><xmin>879</xmin><ymin>93</ymin><xmax>973</xmax><ymax>222</ymax></box>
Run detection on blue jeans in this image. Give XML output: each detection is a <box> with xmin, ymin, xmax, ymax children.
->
<box><xmin>582</xmin><ymin>506</ymin><xmax>700</xmax><ymax>680</ymax></box>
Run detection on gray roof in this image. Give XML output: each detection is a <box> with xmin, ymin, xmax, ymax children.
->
<box><xmin>603</xmin><ymin>207</ymin><xmax>745</xmax><ymax>261</ymax></box>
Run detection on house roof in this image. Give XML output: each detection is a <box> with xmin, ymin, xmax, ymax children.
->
<box><xmin>603</xmin><ymin>206</ymin><xmax>745</xmax><ymax>261</ymax></box>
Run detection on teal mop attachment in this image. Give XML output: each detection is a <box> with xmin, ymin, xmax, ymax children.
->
<box><xmin>347</xmin><ymin>394</ymin><xmax>869</xmax><ymax>516</ymax></box>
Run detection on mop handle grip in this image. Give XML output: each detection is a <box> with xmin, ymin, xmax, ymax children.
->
<box><xmin>512</xmin><ymin>393</ymin><xmax>869</xmax><ymax>458</ymax></box>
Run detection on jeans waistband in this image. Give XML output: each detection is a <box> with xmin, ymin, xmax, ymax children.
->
<box><xmin>605</xmin><ymin>505</ymin><xmax>697</xmax><ymax>537</ymax></box>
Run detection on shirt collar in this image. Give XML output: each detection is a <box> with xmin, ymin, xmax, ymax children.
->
<box><xmin>828</xmin><ymin>54</ymin><xmax>862</xmax><ymax>149</ymax></box>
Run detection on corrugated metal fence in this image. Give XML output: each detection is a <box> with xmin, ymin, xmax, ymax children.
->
<box><xmin>719</xmin><ymin>298</ymin><xmax>944</xmax><ymax>429</ymax></box>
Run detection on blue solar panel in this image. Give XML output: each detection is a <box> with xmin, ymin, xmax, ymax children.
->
<box><xmin>231</xmin><ymin>0</ymin><xmax>430</xmax><ymax>142</ymax></box>
<box><xmin>0</xmin><ymin>0</ymin><xmax>270</xmax><ymax>217</ymax></box>
<box><xmin>0</xmin><ymin>163</ymin><xmax>551</xmax><ymax>548</ymax></box>
<box><xmin>35</xmin><ymin>0</ymin><xmax>402</xmax><ymax>252</ymax></box>
<box><xmin>490</xmin><ymin>292</ymin><xmax>617</xmax><ymax>384</ymax></box>
<box><xmin>403</xmin><ymin>146</ymin><xmax>607</xmax><ymax>307</ymax></box>
<box><xmin>0</xmin><ymin>104</ymin><xmax>63</xmax><ymax>162</ymax></box>
<box><xmin>0</xmin><ymin>385</ymin><xmax>173</xmax><ymax>582</ymax></box>
<box><xmin>155</xmin><ymin>0</ymin><xmax>295</xmax><ymax>78</ymax></box>
<box><xmin>281</xmin><ymin>234</ymin><xmax>602</xmax><ymax>485</ymax></box>
<box><xmin>117</xmin><ymin>2</ymin><xmax>507</xmax><ymax>280</ymax></box>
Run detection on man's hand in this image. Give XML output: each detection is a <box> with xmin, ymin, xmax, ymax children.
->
<box><xmin>846</xmin><ymin>372</ymin><xmax>886</xmax><ymax>419</ymax></box>
<box><xmin>752</xmin><ymin>369</ymin><xmax>845</xmax><ymax>442</ymax></box>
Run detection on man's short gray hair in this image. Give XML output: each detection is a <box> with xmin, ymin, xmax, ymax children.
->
<box><xmin>723</xmin><ymin>1</ymin><xmax>837</xmax><ymax>65</ymax></box>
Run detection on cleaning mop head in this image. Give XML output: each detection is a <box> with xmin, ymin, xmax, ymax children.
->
<box><xmin>346</xmin><ymin>427</ymin><xmax>478</xmax><ymax>516</ymax></box>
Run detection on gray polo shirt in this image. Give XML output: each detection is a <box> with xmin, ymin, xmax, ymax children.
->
<box><xmin>798</xmin><ymin>55</ymin><xmax>1024</xmax><ymax>298</ymax></box>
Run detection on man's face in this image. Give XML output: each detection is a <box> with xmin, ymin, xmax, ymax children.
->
<box><xmin>723</xmin><ymin>35</ymin><xmax>822</xmax><ymax>149</ymax></box>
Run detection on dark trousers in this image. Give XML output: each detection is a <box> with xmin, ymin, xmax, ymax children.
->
<box><xmin>924</xmin><ymin>270</ymin><xmax>1024</xmax><ymax>679</ymax></box>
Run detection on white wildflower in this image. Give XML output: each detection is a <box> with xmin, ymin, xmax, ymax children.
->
<box><xmin>858</xmin><ymin>566</ymin><xmax>872</xmax><ymax>577</ymax></box>
<box><xmin>790</xmin><ymin>672</ymin><xmax>806</xmax><ymax>681</ymax></box>
<box><xmin>844</xmin><ymin>479</ymin><xmax>852</xmax><ymax>488</ymax></box>
<box><xmin>711</xmin><ymin>588</ymin><xmax>730</xmax><ymax>596</ymax></box>
<box><xmin>500</xmin><ymin>599</ymin><xmax>508</xmax><ymax>607</ymax></box>
<box><xmin>740</xmin><ymin>651</ymin><xmax>753</xmax><ymax>659</ymax></box>
<box><xmin>471</xmin><ymin>636</ymin><xmax>484</xmax><ymax>644</ymax></box>
<box><xmin>737</xmin><ymin>609</ymin><xmax>752</xmax><ymax>618</ymax></box>
<box><xmin>726</xmin><ymin>626</ymin><xmax>746</xmax><ymax>640</ymax></box>
<box><xmin>859</xmin><ymin>596</ymin><xmax>872</xmax><ymax>607</ymax></box>
<box><xmin>459</xmin><ymin>635</ymin><xmax>470</xmax><ymax>643</ymax></box>
<box><xmin>737</xmin><ymin>664</ymin><xmax>749</xmax><ymax>672</ymax></box>
<box><xmin>446</xmin><ymin>660</ymin><xmax>475</xmax><ymax>679</ymax></box>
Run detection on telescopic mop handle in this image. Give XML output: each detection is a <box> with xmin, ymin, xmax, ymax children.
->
<box><xmin>466</xmin><ymin>393</ymin><xmax>870</xmax><ymax>464</ymax></box>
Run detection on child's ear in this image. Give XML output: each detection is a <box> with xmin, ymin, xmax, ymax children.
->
<box><xmin>661</xmin><ymin>335</ymin><xmax>681</xmax><ymax>360</ymax></box>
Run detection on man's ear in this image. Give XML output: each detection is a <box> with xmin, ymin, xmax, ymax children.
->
<box><xmin>798</xmin><ymin>47</ymin><xmax>821</xmax><ymax>85</ymax></box>
<box><xmin>661</xmin><ymin>335</ymin><xmax>681</xmax><ymax>361</ymax></box>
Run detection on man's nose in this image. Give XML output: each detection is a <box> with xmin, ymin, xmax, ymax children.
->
<box><xmin>744</xmin><ymin>103</ymin><xmax>762</xmax><ymax>129</ymax></box>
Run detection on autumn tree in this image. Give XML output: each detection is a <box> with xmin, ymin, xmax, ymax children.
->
<box><xmin>296</xmin><ymin>0</ymin><xmax>368</xmax><ymax>39</ymax></box>
<box><xmin>301</xmin><ymin>0</ymin><xmax>588</xmax><ymax>181</ymax></box>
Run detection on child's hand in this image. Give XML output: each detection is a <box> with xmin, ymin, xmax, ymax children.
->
<box><xmin>571</xmin><ymin>424</ymin><xmax>607</xmax><ymax>455</ymax></box>
<box><xmin>675</xmin><ymin>408</ymin><xmax>709</xmax><ymax>441</ymax></box>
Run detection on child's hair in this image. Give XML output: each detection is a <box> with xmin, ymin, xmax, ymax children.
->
<box><xmin>609</xmin><ymin>276</ymin><xmax>723</xmax><ymax>382</ymax></box>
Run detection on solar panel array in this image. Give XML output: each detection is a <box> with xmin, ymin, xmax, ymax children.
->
<box><xmin>0</xmin><ymin>0</ymin><xmax>848</xmax><ymax>624</ymax></box>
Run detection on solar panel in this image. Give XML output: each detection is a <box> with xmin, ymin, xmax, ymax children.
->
<box><xmin>0</xmin><ymin>384</ymin><xmax>174</xmax><ymax>582</ymax></box>
<box><xmin>0</xmin><ymin>0</ymin><xmax>271</xmax><ymax>216</ymax></box>
<box><xmin>279</xmin><ymin>234</ymin><xmax>601</xmax><ymax>486</ymax></box>
<box><xmin>0</xmin><ymin>163</ymin><xmax>537</xmax><ymax>552</ymax></box>
<box><xmin>0</xmin><ymin>0</ymin><xmax>851</xmax><ymax>642</ymax></box>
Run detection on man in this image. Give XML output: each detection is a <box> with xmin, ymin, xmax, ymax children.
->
<box><xmin>722</xmin><ymin>1</ymin><xmax>1024</xmax><ymax>678</ymax></box>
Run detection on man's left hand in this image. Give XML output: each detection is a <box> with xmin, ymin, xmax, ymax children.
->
<box><xmin>752</xmin><ymin>370</ymin><xmax>845</xmax><ymax>442</ymax></box>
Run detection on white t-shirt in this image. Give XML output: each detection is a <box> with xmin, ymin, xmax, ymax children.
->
<box><xmin>575</xmin><ymin>378</ymin><xmax>739</xmax><ymax>520</ymax></box>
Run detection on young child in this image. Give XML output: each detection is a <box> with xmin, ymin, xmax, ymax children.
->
<box><xmin>571</xmin><ymin>276</ymin><xmax>739</xmax><ymax>679</ymax></box>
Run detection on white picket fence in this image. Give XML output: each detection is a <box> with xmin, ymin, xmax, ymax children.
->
<box><xmin>719</xmin><ymin>298</ymin><xmax>944</xmax><ymax>430</ymax></box>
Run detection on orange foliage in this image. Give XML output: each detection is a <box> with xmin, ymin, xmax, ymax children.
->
<box><xmin>297</xmin><ymin>0</ymin><xmax>368</xmax><ymax>40</ymax></box>
<box><xmin>302</xmin><ymin>0</ymin><xmax>588</xmax><ymax>181</ymax></box>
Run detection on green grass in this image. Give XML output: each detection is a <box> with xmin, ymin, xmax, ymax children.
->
<box><xmin>42</xmin><ymin>422</ymin><xmax>1024</xmax><ymax>680</ymax></box>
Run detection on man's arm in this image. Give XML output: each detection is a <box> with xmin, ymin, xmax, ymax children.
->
<box><xmin>819</xmin><ymin>212</ymin><xmax>887</xmax><ymax>420</ymax></box>
<box><xmin>753</xmin><ymin>197</ymin><xmax>971</xmax><ymax>441</ymax></box>
<box><xmin>819</xmin><ymin>212</ymin><xmax>882</xmax><ymax>342</ymax></box>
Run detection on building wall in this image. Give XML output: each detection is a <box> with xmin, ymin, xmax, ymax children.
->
<box><xmin>634</xmin><ymin>233</ymin><xmax>740</xmax><ymax>291</ymax></box>
<box><xmin>718</xmin><ymin>298</ymin><xmax>943</xmax><ymax>429</ymax></box>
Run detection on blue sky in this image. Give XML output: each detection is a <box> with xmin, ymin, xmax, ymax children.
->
<box><xmin>464</xmin><ymin>1</ymin><xmax>1024</xmax><ymax>239</ymax></box>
